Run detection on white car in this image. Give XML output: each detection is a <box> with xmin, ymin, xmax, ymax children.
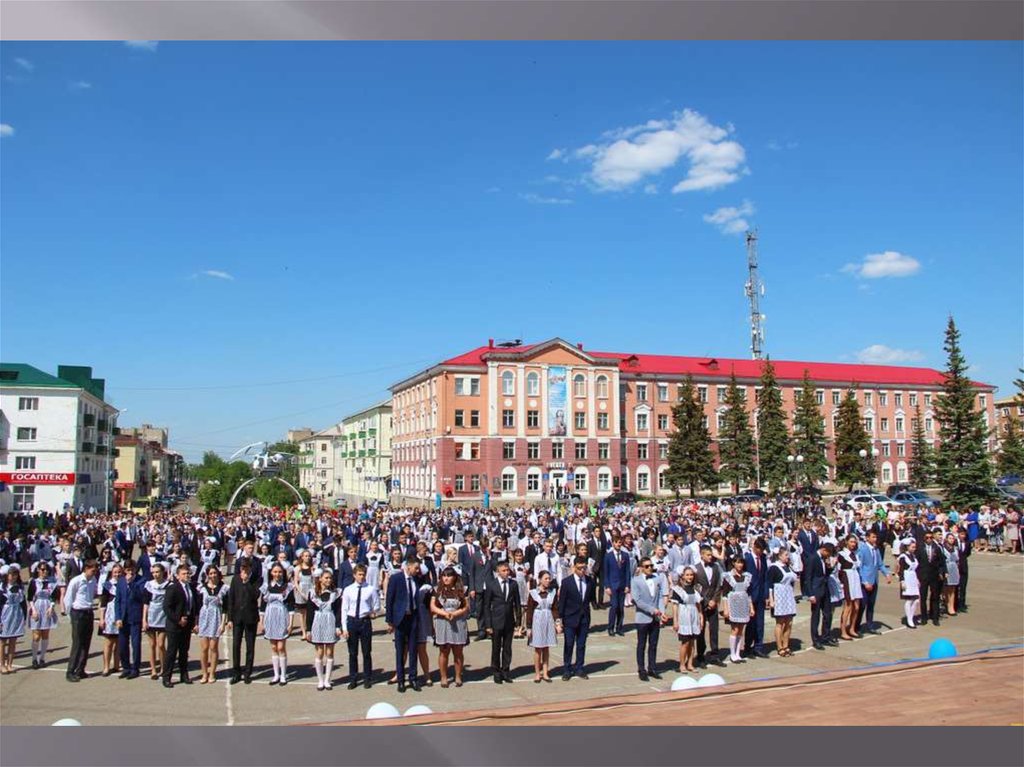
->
<box><xmin>844</xmin><ymin>492</ymin><xmax>897</xmax><ymax>511</ymax></box>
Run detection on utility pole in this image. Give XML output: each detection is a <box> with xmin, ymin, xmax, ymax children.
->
<box><xmin>745</xmin><ymin>229</ymin><xmax>766</xmax><ymax>360</ymax></box>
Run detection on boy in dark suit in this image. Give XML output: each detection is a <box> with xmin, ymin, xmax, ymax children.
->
<box><xmin>482</xmin><ymin>560</ymin><xmax>521</xmax><ymax>683</ymax></box>
<box><xmin>557</xmin><ymin>556</ymin><xmax>593</xmax><ymax>680</ymax></box>
<box><xmin>384</xmin><ymin>556</ymin><xmax>423</xmax><ymax>692</ymax></box>
<box><xmin>162</xmin><ymin>564</ymin><xmax>198</xmax><ymax>688</ymax></box>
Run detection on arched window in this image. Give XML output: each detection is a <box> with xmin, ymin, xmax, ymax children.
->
<box><xmin>573</xmin><ymin>373</ymin><xmax>587</xmax><ymax>398</ymax></box>
<box><xmin>636</xmin><ymin>466</ymin><xmax>650</xmax><ymax>492</ymax></box>
<box><xmin>597</xmin><ymin>468</ymin><xmax>612</xmax><ymax>493</ymax></box>
<box><xmin>501</xmin><ymin>467</ymin><xmax>517</xmax><ymax>494</ymax></box>
<box><xmin>502</xmin><ymin>370</ymin><xmax>515</xmax><ymax>395</ymax></box>
<box><xmin>574</xmin><ymin>467</ymin><xmax>589</xmax><ymax>493</ymax></box>
<box><xmin>596</xmin><ymin>375</ymin><xmax>609</xmax><ymax>399</ymax></box>
<box><xmin>526</xmin><ymin>467</ymin><xmax>542</xmax><ymax>494</ymax></box>
<box><xmin>526</xmin><ymin>371</ymin><xmax>540</xmax><ymax>396</ymax></box>
<box><xmin>658</xmin><ymin>466</ymin><xmax>669</xmax><ymax>491</ymax></box>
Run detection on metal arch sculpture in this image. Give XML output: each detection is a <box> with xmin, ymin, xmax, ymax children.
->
<box><xmin>225</xmin><ymin>441</ymin><xmax>306</xmax><ymax>514</ymax></box>
<box><xmin>226</xmin><ymin>475</ymin><xmax>307</xmax><ymax>514</ymax></box>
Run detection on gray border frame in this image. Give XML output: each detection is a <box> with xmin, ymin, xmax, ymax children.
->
<box><xmin>0</xmin><ymin>0</ymin><xmax>1022</xmax><ymax>41</ymax></box>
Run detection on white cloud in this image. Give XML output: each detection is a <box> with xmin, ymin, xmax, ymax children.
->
<box><xmin>565</xmin><ymin>108</ymin><xmax>747</xmax><ymax>193</ymax></box>
<box><xmin>643</xmin><ymin>184</ymin><xmax>658</xmax><ymax>195</ymax></box>
<box><xmin>124</xmin><ymin>41</ymin><xmax>159</xmax><ymax>51</ymax></box>
<box><xmin>855</xmin><ymin>344</ymin><xmax>925</xmax><ymax>364</ymax></box>
<box><xmin>199</xmin><ymin>270</ymin><xmax>234</xmax><ymax>281</ymax></box>
<box><xmin>0</xmin><ymin>124</ymin><xmax>14</xmax><ymax>138</ymax></box>
<box><xmin>842</xmin><ymin>250</ymin><xmax>921</xmax><ymax>279</ymax></box>
<box><xmin>14</xmin><ymin>57</ymin><xmax>34</xmax><ymax>72</ymax></box>
<box><xmin>703</xmin><ymin>200</ymin><xmax>755</xmax><ymax>235</ymax></box>
<box><xmin>546</xmin><ymin>148</ymin><xmax>566</xmax><ymax>161</ymax></box>
<box><xmin>519</xmin><ymin>193</ymin><xmax>573</xmax><ymax>206</ymax></box>
<box><xmin>70</xmin><ymin>80</ymin><xmax>92</xmax><ymax>90</ymax></box>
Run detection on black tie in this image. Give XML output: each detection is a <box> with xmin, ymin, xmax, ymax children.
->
<box><xmin>406</xmin><ymin>578</ymin><xmax>413</xmax><ymax>615</ymax></box>
<box><xmin>502</xmin><ymin>580</ymin><xmax>508</xmax><ymax>601</ymax></box>
<box><xmin>183</xmin><ymin>585</ymin><xmax>191</xmax><ymax>612</ymax></box>
<box><xmin>355</xmin><ymin>585</ymin><xmax>363</xmax><ymax>618</ymax></box>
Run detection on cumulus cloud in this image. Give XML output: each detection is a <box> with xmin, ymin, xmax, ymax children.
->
<box><xmin>0</xmin><ymin>124</ymin><xmax>14</xmax><ymax>137</ymax></box>
<box><xmin>519</xmin><ymin>193</ymin><xmax>573</xmax><ymax>205</ymax></box>
<box><xmin>842</xmin><ymin>251</ymin><xmax>921</xmax><ymax>279</ymax></box>
<box><xmin>703</xmin><ymin>200</ymin><xmax>755</xmax><ymax>235</ymax></box>
<box><xmin>198</xmin><ymin>270</ymin><xmax>234</xmax><ymax>281</ymax></box>
<box><xmin>546</xmin><ymin>148</ymin><xmax>566</xmax><ymax>161</ymax></box>
<box><xmin>564</xmin><ymin>109</ymin><xmax>747</xmax><ymax>194</ymax></box>
<box><xmin>124</xmin><ymin>41</ymin><xmax>159</xmax><ymax>51</ymax></box>
<box><xmin>14</xmin><ymin>57</ymin><xmax>34</xmax><ymax>72</ymax></box>
<box><xmin>855</xmin><ymin>345</ymin><xmax>925</xmax><ymax>364</ymax></box>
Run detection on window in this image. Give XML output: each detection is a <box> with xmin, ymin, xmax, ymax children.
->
<box><xmin>596</xmin><ymin>376</ymin><xmax>609</xmax><ymax>399</ymax></box>
<box><xmin>909</xmin><ymin>393</ymin><xmax>918</xmax><ymax>407</ymax></box>
<box><xmin>864</xmin><ymin>417</ymin><xmax>874</xmax><ymax>432</ymax></box>
<box><xmin>698</xmin><ymin>386</ymin><xmax>708</xmax><ymax>403</ymax></box>
<box><xmin>637</xmin><ymin>470</ymin><xmax>650</xmax><ymax>491</ymax></box>
<box><xmin>574</xmin><ymin>412</ymin><xmax>586</xmax><ymax>430</ymax></box>
<box><xmin>638</xmin><ymin>442</ymin><xmax>649</xmax><ymax>460</ymax></box>
<box><xmin>831</xmin><ymin>391</ymin><xmax>841</xmax><ymax>406</ymax></box>
<box><xmin>882</xmin><ymin>466</ymin><xmax>892</xmax><ymax>483</ymax></box>
<box><xmin>717</xmin><ymin>386</ymin><xmax>727</xmax><ymax>402</ymax></box>
<box><xmin>501</xmin><ymin>470</ymin><xmax>516</xmax><ymax>493</ymax></box>
<box><xmin>894</xmin><ymin>393</ymin><xmax>903</xmax><ymax>408</ymax></box>
<box><xmin>470</xmin><ymin>410</ymin><xmax>480</xmax><ymax>427</ymax></box>
<box><xmin>637</xmin><ymin>413</ymin><xmax>649</xmax><ymax>431</ymax></box>
<box><xmin>503</xmin><ymin>442</ymin><xmax>516</xmax><ymax>460</ymax></box>
<box><xmin>455</xmin><ymin>377</ymin><xmax>480</xmax><ymax>396</ymax></box>
<box><xmin>659</xmin><ymin>443</ymin><xmax>668</xmax><ymax>459</ymax></box>
<box><xmin>320</xmin><ymin>457</ymin><xmax>327</xmax><ymax>465</ymax></box>
<box><xmin>13</xmin><ymin>486</ymin><xmax>34</xmax><ymax>512</ymax></box>
<box><xmin>864</xmin><ymin>392</ymin><xmax>873</xmax><ymax>407</ymax></box>
<box><xmin>597</xmin><ymin>412</ymin><xmax>609</xmax><ymax>430</ymax></box>
<box><xmin>575</xmin><ymin>473</ymin><xmax>588</xmax><ymax>493</ymax></box>
<box><xmin>527</xmin><ymin>472</ymin><xmax>540</xmax><ymax>492</ymax></box>
<box><xmin>573</xmin><ymin>374</ymin><xmax>586</xmax><ymax>398</ymax></box>
<box><xmin>18</xmin><ymin>397</ymin><xmax>39</xmax><ymax>411</ymax></box>
<box><xmin>502</xmin><ymin>371</ymin><xmax>515</xmax><ymax>395</ymax></box>
<box><xmin>881</xmin><ymin>443</ymin><xmax>890</xmax><ymax>457</ymax></box>
<box><xmin>552</xmin><ymin>442</ymin><xmax>564</xmax><ymax>460</ymax></box>
<box><xmin>470</xmin><ymin>443</ymin><xmax>480</xmax><ymax>460</ymax></box>
<box><xmin>924</xmin><ymin>394</ymin><xmax>932</xmax><ymax>407</ymax></box>
<box><xmin>659</xmin><ymin>470</ymin><xmax>668</xmax><ymax>490</ymax></box>
<box><xmin>636</xmin><ymin>384</ymin><xmax>648</xmax><ymax>402</ymax></box>
<box><xmin>979</xmin><ymin>394</ymin><xmax>987</xmax><ymax>409</ymax></box>
<box><xmin>815</xmin><ymin>391</ymin><xmax>824</xmax><ymax>406</ymax></box>
<box><xmin>527</xmin><ymin>410</ymin><xmax>539</xmax><ymax>428</ymax></box>
<box><xmin>527</xmin><ymin>442</ymin><xmax>540</xmax><ymax>460</ymax></box>
<box><xmin>598</xmin><ymin>470</ymin><xmax>611</xmax><ymax>492</ymax></box>
<box><xmin>895</xmin><ymin>416</ymin><xmax>904</xmax><ymax>433</ymax></box>
<box><xmin>925</xmin><ymin>417</ymin><xmax>933</xmax><ymax>432</ymax></box>
<box><xmin>879</xmin><ymin>393</ymin><xmax>888</xmax><ymax>407</ymax></box>
<box><xmin>16</xmin><ymin>427</ymin><xmax>37</xmax><ymax>442</ymax></box>
<box><xmin>896</xmin><ymin>442</ymin><xmax>905</xmax><ymax>457</ymax></box>
<box><xmin>471</xmin><ymin>474</ymin><xmax>481</xmax><ymax>492</ymax></box>
<box><xmin>321</xmin><ymin>443</ymin><xmax>327</xmax><ymax>451</ymax></box>
<box><xmin>454</xmin><ymin>410</ymin><xmax>465</xmax><ymax>427</ymax></box>
<box><xmin>657</xmin><ymin>414</ymin><xmax>668</xmax><ymax>431</ymax></box>
<box><xmin>657</xmin><ymin>384</ymin><xmax>668</xmax><ymax>402</ymax></box>
<box><xmin>15</xmin><ymin>456</ymin><xmax>36</xmax><ymax>469</ymax></box>
<box><xmin>701</xmin><ymin>415</ymin><xmax>709</xmax><ymax>429</ymax></box>
<box><xmin>880</xmin><ymin>417</ymin><xmax>889</xmax><ymax>433</ymax></box>
<box><xmin>716</xmin><ymin>413</ymin><xmax>725</xmax><ymax>430</ymax></box>
<box><xmin>454</xmin><ymin>475</ymin><xmax>465</xmax><ymax>492</ymax></box>
<box><xmin>527</xmin><ymin>372</ymin><xmax>540</xmax><ymax>396</ymax></box>
<box><xmin>502</xmin><ymin>410</ymin><xmax>514</xmax><ymax>428</ymax></box>
<box><xmin>575</xmin><ymin>442</ymin><xmax>587</xmax><ymax>460</ymax></box>
<box><xmin>598</xmin><ymin>443</ymin><xmax>610</xmax><ymax>460</ymax></box>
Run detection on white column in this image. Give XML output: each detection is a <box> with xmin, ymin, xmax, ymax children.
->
<box><xmin>565</xmin><ymin>366</ymin><xmax>574</xmax><ymax>439</ymax></box>
<box><xmin>541</xmin><ymin>366</ymin><xmax>550</xmax><ymax>438</ymax></box>
<box><xmin>516</xmin><ymin>363</ymin><xmax>526</xmax><ymax>438</ymax></box>
<box><xmin>587</xmin><ymin>367</ymin><xmax>596</xmax><ymax>439</ymax></box>
<box><xmin>487</xmin><ymin>362</ymin><xmax>498</xmax><ymax>437</ymax></box>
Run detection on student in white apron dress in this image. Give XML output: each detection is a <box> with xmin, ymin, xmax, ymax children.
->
<box><xmin>525</xmin><ymin>570</ymin><xmax>560</xmax><ymax>683</ymax></box>
<box><xmin>142</xmin><ymin>563</ymin><xmax>170</xmax><ymax>679</ymax></box>
<box><xmin>260</xmin><ymin>563</ymin><xmax>296</xmax><ymax>686</ymax></box>
<box><xmin>766</xmin><ymin>549</ymin><xmax>798</xmax><ymax>657</ymax></box>
<box><xmin>672</xmin><ymin>567</ymin><xmax>704</xmax><ymax>673</ymax></box>
<box><xmin>511</xmin><ymin>549</ymin><xmax>531</xmax><ymax>639</ymax></box>
<box><xmin>27</xmin><ymin>561</ymin><xmax>60</xmax><ymax>669</ymax></box>
<box><xmin>0</xmin><ymin>564</ymin><xmax>28</xmax><ymax>674</ymax></box>
<box><xmin>721</xmin><ymin>557</ymin><xmax>754</xmax><ymax>664</ymax></box>
<box><xmin>897</xmin><ymin>539</ymin><xmax>921</xmax><ymax>629</ymax></box>
<box><xmin>98</xmin><ymin>562</ymin><xmax>123</xmax><ymax>677</ymax></box>
<box><xmin>196</xmin><ymin>567</ymin><xmax>229</xmax><ymax>684</ymax></box>
<box><xmin>304</xmin><ymin>569</ymin><xmax>341</xmax><ymax>691</ymax></box>
<box><xmin>837</xmin><ymin>536</ymin><xmax>864</xmax><ymax>641</ymax></box>
<box><xmin>292</xmin><ymin>550</ymin><xmax>316</xmax><ymax>637</ymax></box>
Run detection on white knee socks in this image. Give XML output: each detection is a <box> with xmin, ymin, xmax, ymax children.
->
<box><xmin>729</xmin><ymin>635</ymin><xmax>739</xmax><ymax>661</ymax></box>
<box><xmin>905</xmin><ymin>599</ymin><xmax>918</xmax><ymax>626</ymax></box>
<box><xmin>279</xmin><ymin>654</ymin><xmax>287</xmax><ymax>682</ymax></box>
<box><xmin>270</xmin><ymin>653</ymin><xmax>280</xmax><ymax>681</ymax></box>
<box><xmin>324</xmin><ymin>658</ymin><xmax>334</xmax><ymax>686</ymax></box>
<box><xmin>314</xmin><ymin>657</ymin><xmax>324</xmax><ymax>686</ymax></box>
<box><xmin>31</xmin><ymin>639</ymin><xmax>38</xmax><ymax>660</ymax></box>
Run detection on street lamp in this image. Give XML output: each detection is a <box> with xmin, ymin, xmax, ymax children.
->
<box><xmin>787</xmin><ymin>454</ymin><xmax>804</xmax><ymax>489</ymax></box>
<box><xmin>859</xmin><ymin>447</ymin><xmax>880</xmax><ymax>486</ymax></box>
<box><xmin>105</xmin><ymin>408</ymin><xmax>127</xmax><ymax>513</ymax></box>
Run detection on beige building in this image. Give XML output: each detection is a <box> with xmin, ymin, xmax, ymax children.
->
<box><xmin>113</xmin><ymin>436</ymin><xmax>154</xmax><ymax>508</ymax></box>
<box><xmin>299</xmin><ymin>424</ymin><xmax>342</xmax><ymax>502</ymax></box>
<box><xmin>335</xmin><ymin>401</ymin><xmax>392</xmax><ymax>505</ymax></box>
<box><xmin>121</xmin><ymin>424</ymin><xmax>168</xmax><ymax>448</ymax></box>
<box><xmin>287</xmin><ymin>427</ymin><xmax>315</xmax><ymax>443</ymax></box>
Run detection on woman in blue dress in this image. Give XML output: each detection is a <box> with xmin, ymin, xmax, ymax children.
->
<box><xmin>196</xmin><ymin>566</ymin><xmax>229</xmax><ymax>684</ymax></box>
<box><xmin>98</xmin><ymin>562</ymin><xmax>123</xmax><ymax>677</ymax></box>
<box><xmin>0</xmin><ymin>564</ymin><xmax>28</xmax><ymax>674</ymax></box>
<box><xmin>142</xmin><ymin>562</ymin><xmax>169</xmax><ymax>679</ymax></box>
<box><xmin>27</xmin><ymin>560</ymin><xmax>60</xmax><ymax>669</ymax></box>
<box><xmin>260</xmin><ymin>562</ymin><xmax>295</xmax><ymax>686</ymax></box>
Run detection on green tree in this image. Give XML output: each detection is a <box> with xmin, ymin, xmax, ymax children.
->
<box><xmin>834</xmin><ymin>388</ymin><xmax>873</xmax><ymax>490</ymax></box>
<box><xmin>909</xmin><ymin>403</ymin><xmax>936</xmax><ymax>487</ymax></box>
<box><xmin>996</xmin><ymin>370</ymin><xmax>1024</xmax><ymax>477</ymax></box>
<box><xmin>755</xmin><ymin>358</ymin><xmax>790</xmax><ymax>491</ymax></box>
<box><xmin>934</xmin><ymin>316</ymin><xmax>993</xmax><ymax>507</ymax></box>
<box><xmin>791</xmin><ymin>370</ymin><xmax>829</xmax><ymax>486</ymax></box>
<box><xmin>195</xmin><ymin>451</ymin><xmax>255</xmax><ymax>511</ymax></box>
<box><xmin>718</xmin><ymin>372</ymin><xmax>756</xmax><ymax>493</ymax></box>
<box><xmin>665</xmin><ymin>376</ymin><xmax>718</xmax><ymax>498</ymax></box>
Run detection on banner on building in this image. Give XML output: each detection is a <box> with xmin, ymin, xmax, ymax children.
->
<box><xmin>0</xmin><ymin>472</ymin><xmax>76</xmax><ymax>486</ymax></box>
<box><xmin>547</xmin><ymin>365</ymin><xmax>567</xmax><ymax>436</ymax></box>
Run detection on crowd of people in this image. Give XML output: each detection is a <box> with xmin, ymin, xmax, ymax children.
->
<box><xmin>0</xmin><ymin>492</ymin><xmax>1017</xmax><ymax>691</ymax></box>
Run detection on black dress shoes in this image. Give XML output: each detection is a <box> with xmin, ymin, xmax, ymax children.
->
<box><xmin>410</xmin><ymin>680</ymin><xmax>422</xmax><ymax>692</ymax></box>
<box><xmin>494</xmin><ymin>674</ymin><xmax>504</xmax><ymax>684</ymax></box>
<box><xmin>502</xmin><ymin>671</ymin><xmax>514</xmax><ymax>683</ymax></box>
<box><xmin>397</xmin><ymin>680</ymin><xmax>406</xmax><ymax>693</ymax></box>
<box><xmin>561</xmin><ymin>672</ymin><xmax>572</xmax><ymax>681</ymax></box>
<box><xmin>638</xmin><ymin>670</ymin><xmax>650</xmax><ymax>682</ymax></box>
<box><xmin>180</xmin><ymin>676</ymin><xmax>193</xmax><ymax>685</ymax></box>
<box><xmin>648</xmin><ymin>670</ymin><xmax>662</xmax><ymax>680</ymax></box>
<box><xmin>348</xmin><ymin>678</ymin><xmax>359</xmax><ymax>690</ymax></box>
<box><xmin>66</xmin><ymin>674</ymin><xmax>80</xmax><ymax>683</ymax></box>
<box><xmin>363</xmin><ymin>678</ymin><xmax>372</xmax><ymax>689</ymax></box>
<box><xmin>230</xmin><ymin>676</ymin><xmax>241</xmax><ymax>685</ymax></box>
<box><xmin>244</xmin><ymin>676</ymin><xmax>253</xmax><ymax>684</ymax></box>
<box><xmin>162</xmin><ymin>678</ymin><xmax>173</xmax><ymax>688</ymax></box>
<box><xmin>813</xmin><ymin>642</ymin><xmax>825</xmax><ymax>650</ymax></box>
<box><xmin>577</xmin><ymin>672</ymin><xmax>589</xmax><ymax>680</ymax></box>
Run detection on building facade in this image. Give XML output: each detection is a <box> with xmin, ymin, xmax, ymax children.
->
<box><xmin>0</xmin><ymin>364</ymin><xmax>122</xmax><ymax>515</ymax></box>
<box><xmin>299</xmin><ymin>425</ymin><xmax>342</xmax><ymax>502</ymax></box>
<box><xmin>113</xmin><ymin>436</ymin><xmax>154</xmax><ymax>507</ymax></box>
<box><xmin>335</xmin><ymin>401</ymin><xmax>392</xmax><ymax>505</ymax></box>
<box><xmin>389</xmin><ymin>338</ymin><xmax>998</xmax><ymax>505</ymax></box>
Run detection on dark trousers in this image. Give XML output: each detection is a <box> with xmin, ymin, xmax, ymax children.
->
<box><xmin>118</xmin><ymin>622</ymin><xmax>142</xmax><ymax>672</ymax></box>
<box><xmin>347</xmin><ymin>616</ymin><xmax>373</xmax><ymax>678</ymax></box>
<box><xmin>856</xmin><ymin>583</ymin><xmax>879</xmax><ymax>629</ymax></box>
<box><xmin>594</xmin><ymin>574</ymin><xmax>606</xmax><ymax>607</ymax></box>
<box><xmin>635</xmin><ymin>621</ymin><xmax>660</xmax><ymax>672</ymax></box>
<box><xmin>231</xmin><ymin>622</ymin><xmax>257</xmax><ymax>678</ymax></box>
<box><xmin>393</xmin><ymin>614</ymin><xmax>418</xmax><ymax>683</ymax></box>
<box><xmin>67</xmin><ymin>608</ymin><xmax>94</xmax><ymax>677</ymax></box>
<box><xmin>919</xmin><ymin>577</ymin><xmax>941</xmax><ymax>623</ymax></box>
<box><xmin>607</xmin><ymin>587</ymin><xmax>626</xmax><ymax>633</ymax></box>
<box><xmin>490</xmin><ymin>624</ymin><xmax>514</xmax><ymax>672</ymax></box>
<box><xmin>810</xmin><ymin>598</ymin><xmax>833</xmax><ymax>644</ymax></box>
<box><xmin>744</xmin><ymin>601</ymin><xmax>766</xmax><ymax>650</ymax></box>
<box><xmin>958</xmin><ymin>567</ymin><xmax>969</xmax><ymax>608</ymax></box>
<box><xmin>469</xmin><ymin>594</ymin><xmax>485</xmax><ymax>635</ymax></box>
<box><xmin>696</xmin><ymin>607</ymin><xmax>719</xmax><ymax>659</ymax></box>
<box><xmin>562</xmin><ymin>621</ymin><xmax>589</xmax><ymax>674</ymax></box>
<box><xmin>164</xmin><ymin>626</ymin><xmax>192</xmax><ymax>681</ymax></box>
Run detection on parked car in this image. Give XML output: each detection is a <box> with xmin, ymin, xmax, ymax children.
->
<box><xmin>603</xmin><ymin>492</ymin><xmax>636</xmax><ymax>506</ymax></box>
<box><xmin>732</xmin><ymin>493</ymin><xmax>764</xmax><ymax>504</ymax></box>
<box><xmin>886</xmin><ymin>483</ymin><xmax>915</xmax><ymax>497</ymax></box>
<box><xmin>843</xmin><ymin>492</ymin><xmax>897</xmax><ymax>511</ymax></box>
<box><xmin>793</xmin><ymin>485</ymin><xmax>823</xmax><ymax>499</ymax></box>
<box><xmin>997</xmin><ymin>474</ymin><xmax>1022</xmax><ymax>487</ymax></box>
<box><xmin>740</xmin><ymin>488</ymin><xmax>767</xmax><ymax>498</ymax></box>
<box><xmin>995</xmin><ymin>486</ymin><xmax>1024</xmax><ymax>502</ymax></box>
<box><xmin>890</xmin><ymin>491</ymin><xmax>942</xmax><ymax>509</ymax></box>
<box><xmin>965</xmin><ymin>484</ymin><xmax>1003</xmax><ymax>502</ymax></box>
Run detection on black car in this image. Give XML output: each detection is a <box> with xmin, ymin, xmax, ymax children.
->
<box><xmin>793</xmin><ymin>485</ymin><xmax>823</xmax><ymax>499</ymax></box>
<box><xmin>886</xmin><ymin>484</ymin><xmax>915</xmax><ymax>497</ymax></box>
<box><xmin>603</xmin><ymin>491</ymin><xmax>637</xmax><ymax>506</ymax></box>
<box><xmin>740</xmin><ymin>488</ymin><xmax>768</xmax><ymax>498</ymax></box>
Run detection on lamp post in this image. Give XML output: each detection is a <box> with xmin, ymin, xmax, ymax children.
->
<box><xmin>859</xmin><ymin>447</ymin><xmax>881</xmax><ymax>487</ymax></box>
<box><xmin>786</xmin><ymin>453</ymin><xmax>804</xmax><ymax>490</ymax></box>
<box><xmin>105</xmin><ymin>408</ymin><xmax>127</xmax><ymax>513</ymax></box>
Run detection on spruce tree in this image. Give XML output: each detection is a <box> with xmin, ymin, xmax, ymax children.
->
<box><xmin>756</xmin><ymin>358</ymin><xmax>790</xmax><ymax>491</ymax></box>
<box><xmin>909</xmin><ymin>403</ymin><xmax>935</xmax><ymax>487</ymax></box>
<box><xmin>934</xmin><ymin>316</ymin><xmax>993</xmax><ymax>507</ymax></box>
<box><xmin>791</xmin><ymin>370</ymin><xmax>828</xmax><ymax>486</ymax></box>
<box><xmin>718</xmin><ymin>372</ymin><xmax>756</xmax><ymax>493</ymax></box>
<box><xmin>834</xmin><ymin>388</ymin><xmax>873</xmax><ymax>490</ymax></box>
<box><xmin>665</xmin><ymin>376</ymin><xmax>718</xmax><ymax>498</ymax></box>
<box><xmin>996</xmin><ymin>370</ymin><xmax>1024</xmax><ymax>477</ymax></box>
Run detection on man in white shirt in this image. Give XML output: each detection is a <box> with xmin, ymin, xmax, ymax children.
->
<box><xmin>63</xmin><ymin>559</ymin><xmax>99</xmax><ymax>682</ymax></box>
<box><xmin>533</xmin><ymin>539</ymin><xmax>562</xmax><ymax>584</ymax></box>
<box><xmin>341</xmin><ymin>564</ymin><xmax>380</xmax><ymax>689</ymax></box>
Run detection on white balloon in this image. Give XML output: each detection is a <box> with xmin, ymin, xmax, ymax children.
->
<box><xmin>670</xmin><ymin>676</ymin><xmax>700</xmax><ymax>691</ymax></box>
<box><xmin>52</xmin><ymin>719</ymin><xmax>82</xmax><ymax>726</ymax></box>
<box><xmin>697</xmin><ymin>673</ymin><xmax>726</xmax><ymax>687</ymax></box>
<box><xmin>365</xmin><ymin>702</ymin><xmax>401</xmax><ymax>720</ymax></box>
<box><xmin>403</xmin><ymin>705</ymin><xmax>434</xmax><ymax>717</ymax></box>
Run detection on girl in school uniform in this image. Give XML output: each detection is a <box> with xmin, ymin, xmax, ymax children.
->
<box><xmin>510</xmin><ymin>548</ymin><xmax>532</xmax><ymax>639</ymax></box>
<box><xmin>897</xmin><ymin>538</ymin><xmax>921</xmax><ymax>629</ymax></box>
<box><xmin>292</xmin><ymin>549</ymin><xmax>316</xmax><ymax>637</ymax></box>
<box><xmin>260</xmin><ymin>562</ymin><xmax>296</xmax><ymax>686</ymax></box>
<box><xmin>196</xmin><ymin>566</ymin><xmax>229</xmax><ymax>684</ymax></box>
<box><xmin>721</xmin><ymin>556</ymin><xmax>753</xmax><ymax>664</ymax></box>
<box><xmin>837</xmin><ymin>536</ymin><xmax>863</xmax><ymax>640</ymax></box>
<box><xmin>414</xmin><ymin>580</ymin><xmax>435</xmax><ymax>687</ymax></box>
<box><xmin>672</xmin><ymin>566</ymin><xmax>704</xmax><ymax>674</ymax></box>
<box><xmin>766</xmin><ymin>548</ymin><xmax>798</xmax><ymax>657</ymax></box>
<box><xmin>142</xmin><ymin>562</ymin><xmax>170</xmax><ymax>679</ymax></box>
<box><xmin>941</xmin><ymin>533</ymin><xmax>961</xmax><ymax>617</ymax></box>
<box><xmin>27</xmin><ymin>560</ymin><xmax>60</xmax><ymax>669</ymax></box>
<box><xmin>304</xmin><ymin>569</ymin><xmax>342</xmax><ymax>691</ymax></box>
<box><xmin>0</xmin><ymin>564</ymin><xmax>28</xmax><ymax>674</ymax></box>
<box><xmin>98</xmin><ymin>562</ymin><xmax>123</xmax><ymax>677</ymax></box>
<box><xmin>525</xmin><ymin>570</ymin><xmax>559</xmax><ymax>683</ymax></box>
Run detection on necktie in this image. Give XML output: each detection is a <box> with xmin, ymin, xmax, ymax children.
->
<box><xmin>502</xmin><ymin>580</ymin><xmax>508</xmax><ymax>600</ymax></box>
<box><xmin>548</xmin><ymin>555</ymin><xmax>554</xmax><ymax>573</ymax></box>
<box><xmin>183</xmin><ymin>585</ymin><xmax>191</xmax><ymax>612</ymax></box>
<box><xmin>578</xmin><ymin>577</ymin><xmax>584</xmax><ymax>597</ymax></box>
<box><xmin>355</xmin><ymin>584</ymin><xmax>363</xmax><ymax>618</ymax></box>
<box><xmin>406</xmin><ymin>578</ymin><xmax>413</xmax><ymax>614</ymax></box>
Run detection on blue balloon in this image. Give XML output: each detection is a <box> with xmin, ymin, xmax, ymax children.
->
<box><xmin>928</xmin><ymin>638</ymin><xmax>957</xmax><ymax>659</ymax></box>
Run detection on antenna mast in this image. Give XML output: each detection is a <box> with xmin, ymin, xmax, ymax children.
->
<box><xmin>745</xmin><ymin>229</ymin><xmax>765</xmax><ymax>360</ymax></box>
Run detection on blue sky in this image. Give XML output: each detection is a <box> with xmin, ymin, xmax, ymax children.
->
<box><xmin>1</xmin><ymin>42</ymin><xmax>1021</xmax><ymax>462</ymax></box>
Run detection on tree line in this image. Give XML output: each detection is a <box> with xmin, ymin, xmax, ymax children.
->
<box><xmin>189</xmin><ymin>442</ymin><xmax>311</xmax><ymax>512</ymax></box>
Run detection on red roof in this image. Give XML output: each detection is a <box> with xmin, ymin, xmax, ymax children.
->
<box><xmin>439</xmin><ymin>341</ymin><xmax>991</xmax><ymax>389</ymax></box>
